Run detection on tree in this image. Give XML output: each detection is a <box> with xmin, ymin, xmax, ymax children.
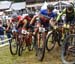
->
<box><xmin>13</xmin><ymin>0</ymin><xmax>24</xmax><ymax>2</ymax></box>
<box><xmin>0</xmin><ymin>0</ymin><xmax>24</xmax><ymax>2</ymax></box>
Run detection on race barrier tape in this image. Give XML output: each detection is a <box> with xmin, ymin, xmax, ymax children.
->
<box><xmin>0</xmin><ymin>38</ymin><xmax>12</xmax><ymax>47</ymax></box>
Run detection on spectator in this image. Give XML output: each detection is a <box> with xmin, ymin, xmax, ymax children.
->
<box><xmin>0</xmin><ymin>18</ymin><xmax>4</xmax><ymax>44</ymax></box>
<box><xmin>5</xmin><ymin>17</ymin><xmax>12</xmax><ymax>43</ymax></box>
<box><xmin>1</xmin><ymin>11</ymin><xmax>8</xmax><ymax>27</ymax></box>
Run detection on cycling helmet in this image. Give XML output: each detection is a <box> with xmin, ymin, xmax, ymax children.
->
<box><xmin>66</xmin><ymin>4</ymin><xmax>73</xmax><ymax>11</ymax></box>
<box><xmin>11</xmin><ymin>13</ymin><xmax>18</xmax><ymax>19</ymax></box>
<box><xmin>47</xmin><ymin>4</ymin><xmax>54</xmax><ymax>11</ymax></box>
<box><xmin>28</xmin><ymin>12</ymin><xmax>35</xmax><ymax>18</ymax></box>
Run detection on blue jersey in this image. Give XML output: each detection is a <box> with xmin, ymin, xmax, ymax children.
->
<box><xmin>40</xmin><ymin>9</ymin><xmax>57</xmax><ymax>18</ymax></box>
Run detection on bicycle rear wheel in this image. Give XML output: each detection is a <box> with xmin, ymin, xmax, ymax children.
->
<box><xmin>18</xmin><ymin>41</ymin><xmax>23</xmax><ymax>56</ymax></box>
<box><xmin>27</xmin><ymin>35</ymin><xmax>34</xmax><ymax>51</ymax></box>
<box><xmin>18</xmin><ymin>35</ymin><xmax>26</xmax><ymax>56</ymax></box>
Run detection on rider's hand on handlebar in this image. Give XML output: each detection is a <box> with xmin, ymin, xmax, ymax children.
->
<box><xmin>50</xmin><ymin>18</ymin><xmax>57</xmax><ymax>26</ymax></box>
<box><xmin>33</xmin><ymin>15</ymin><xmax>39</xmax><ymax>18</ymax></box>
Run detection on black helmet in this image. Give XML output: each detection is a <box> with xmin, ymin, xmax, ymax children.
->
<box><xmin>28</xmin><ymin>12</ymin><xmax>35</xmax><ymax>18</ymax></box>
<box><xmin>12</xmin><ymin>13</ymin><xmax>18</xmax><ymax>19</ymax></box>
<box><xmin>66</xmin><ymin>4</ymin><xmax>73</xmax><ymax>11</ymax></box>
<box><xmin>47</xmin><ymin>4</ymin><xmax>54</xmax><ymax>11</ymax></box>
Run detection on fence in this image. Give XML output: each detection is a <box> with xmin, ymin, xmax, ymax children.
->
<box><xmin>0</xmin><ymin>35</ymin><xmax>12</xmax><ymax>47</ymax></box>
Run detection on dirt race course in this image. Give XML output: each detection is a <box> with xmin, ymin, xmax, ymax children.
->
<box><xmin>0</xmin><ymin>44</ymin><xmax>62</xmax><ymax>64</ymax></box>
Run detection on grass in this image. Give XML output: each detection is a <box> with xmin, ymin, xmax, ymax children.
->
<box><xmin>0</xmin><ymin>43</ymin><xmax>62</xmax><ymax>64</ymax></box>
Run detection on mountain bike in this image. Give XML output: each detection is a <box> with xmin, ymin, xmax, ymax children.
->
<box><xmin>9</xmin><ymin>23</ymin><xmax>19</xmax><ymax>55</ymax></box>
<box><xmin>46</xmin><ymin>24</ymin><xmax>62</xmax><ymax>52</ymax></box>
<box><xmin>34</xmin><ymin>26</ymin><xmax>46</xmax><ymax>61</ymax></box>
<box><xmin>61</xmin><ymin>23</ymin><xmax>75</xmax><ymax>64</ymax></box>
<box><xmin>18</xmin><ymin>28</ymin><xmax>34</xmax><ymax>56</ymax></box>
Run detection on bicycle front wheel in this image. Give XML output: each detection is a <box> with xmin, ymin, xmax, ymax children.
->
<box><xmin>46</xmin><ymin>31</ymin><xmax>56</xmax><ymax>52</ymax></box>
<box><xmin>36</xmin><ymin>32</ymin><xmax>46</xmax><ymax>61</ymax></box>
<box><xmin>9</xmin><ymin>38</ymin><xmax>18</xmax><ymax>55</ymax></box>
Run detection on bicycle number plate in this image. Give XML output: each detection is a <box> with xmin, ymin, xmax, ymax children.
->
<box><xmin>21</xmin><ymin>29</ymin><xmax>27</xmax><ymax>34</ymax></box>
<box><xmin>12</xmin><ymin>28</ymin><xmax>17</xmax><ymax>32</ymax></box>
<box><xmin>39</xmin><ymin>27</ymin><xmax>45</xmax><ymax>32</ymax></box>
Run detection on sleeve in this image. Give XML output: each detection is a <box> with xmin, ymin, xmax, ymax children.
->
<box><xmin>53</xmin><ymin>13</ymin><xmax>57</xmax><ymax>18</ymax></box>
<box><xmin>11</xmin><ymin>18</ymin><xmax>14</xmax><ymax>22</ymax></box>
<box><xmin>18</xmin><ymin>16</ymin><xmax>22</xmax><ymax>21</ymax></box>
<box><xmin>40</xmin><ymin>9</ymin><xmax>46</xmax><ymax>15</ymax></box>
<box><xmin>56</xmin><ymin>9</ymin><xmax>66</xmax><ymax>22</ymax></box>
<box><xmin>40</xmin><ymin>10</ymin><xmax>43</xmax><ymax>14</ymax></box>
<box><xmin>25</xmin><ymin>16</ymin><xmax>31</xmax><ymax>21</ymax></box>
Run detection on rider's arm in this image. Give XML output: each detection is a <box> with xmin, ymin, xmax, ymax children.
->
<box><xmin>30</xmin><ymin>9</ymin><xmax>46</xmax><ymax>24</ymax></box>
<box><xmin>49</xmin><ymin>17</ymin><xmax>57</xmax><ymax>27</ymax></box>
<box><xmin>17</xmin><ymin>20</ymin><xmax>21</xmax><ymax>27</ymax></box>
<box><xmin>30</xmin><ymin>15</ymin><xmax>38</xmax><ymax>25</ymax></box>
<box><xmin>6</xmin><ymin>20</ymin><xmax>10</xmax><ymax>30</ymax></box>
<box><xmin>56</xmin><ymin>8</ymin><xmax>66</xmax><ymax>22</ymax></box>
<box><xmin>17</xmin><ymin>16</ymin><xmax>22</xmax><ymax>27</ymax></box>
<box><xmin>22</xmin><ymin>19</ymin><xmax>27</xmax><ymax>28</ymax></box>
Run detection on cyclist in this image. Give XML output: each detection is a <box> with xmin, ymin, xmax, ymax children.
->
<box><xmin>56</xmin><ymin>3</ymin><xmax>75</xmax><ymax>38</ymax></box>
<box><xmin>20</xmin><ymin>13</ymin><xmax>34</xmax><ymax>30</ymax></box>
<box><xmin>56</xmin><ymin>4</ymin><xmax>75</xmax><ymax>55</ymax></box>
<box><xmin>11</xmin><ymin>15</ymin><xmax>23</xmax><ymax>32</ymax></box>
<box><xmin>11</xmin><ymin>13</ymin><xmax>34</xmax><ymax>46</ymax></box>
<box><xmin>30</xmin><ymin>4</ymin><xmax>57</xmax><ymax>30</ymax></box>
<box><xmin>21</xmin><ymin>13</ymin><xmax>34</xmax><ymax>46</ymax></box>
<box><xmin>56</xmin><ymin>4</ymin><xmax>75</xmax><ymax>24</ymax></box>
<box><xmin>0</xmin><ymin>18</ymin><xmax>5</xmax><ymax>44</ymax></box>
<box><xmin>12</xmin><ymin>14</ymin><xmax>33</xmax><ymax>32</ymax></box>
<box><xmin>29</xmin><ymin>4</ymin><xmax>57</xmax><ymax>48</ymax></box>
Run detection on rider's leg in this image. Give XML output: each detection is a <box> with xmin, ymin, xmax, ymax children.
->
<box><xmin>6</xmin><ymin>32</ymin><xmax>11</xmax><ymax>43</ymax></box>
<box><xmin>64</xmin><ymin>42</ymin><xmax>70</xmax><ymax>56</ymax></box>
<box><xmin>58</xmin><ymin>30</ymin><xmax>62</xmax><ymax>46</ymax></box>
<box><xmin>37</xmin><ymin>33</ymin><xmax>40</xmax><ymax>48</ymax></box>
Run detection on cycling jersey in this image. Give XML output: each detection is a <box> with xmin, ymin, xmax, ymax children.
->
<box><xmin>39</xmin><ymin>9</ymin><xmax>57</xmax><ymax>27</ymax></box>
<box><xmin>24</xmin><ymin>16</ymin><xmax>32</xmax><ymax>22</ymax></box>
<box><xmin>56</xmin><ymin>8</ymin><xmax>75</xmax><ymax>23</ymax></box>
<box><xmin>23</xmin><ymin>16</ymin><xmax>32</xmax><ymax>29</ymax></box>
<box><xmin>40</xmin><ymin>9</ymin><xmax>57</xmax><ymax>19</ymax></box>
<box><xmin>12</xmin><ymin>15</ymin><xmax>22</xmax><ymax>22</ymax></box>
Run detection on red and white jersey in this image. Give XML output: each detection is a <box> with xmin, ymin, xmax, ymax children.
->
<box><xmin>11</xmin><ymin>15</ymin><xmax>22</xmax><ymax>22</ymax></box>
<box><xmin>22</xmin><ymin>14</ymin><xmax>32</xmax><ymax>22</ymax></box>
<box><xmin>24</xmin><ymin>16</ymin><xmax>32</xmax><ymax>22</ymax></box>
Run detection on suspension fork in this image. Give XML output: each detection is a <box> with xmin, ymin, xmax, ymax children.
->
<box><xmin>37</xmin><ymin>32</ymin><xmax>41</xmax><ymax>48</ymax></box>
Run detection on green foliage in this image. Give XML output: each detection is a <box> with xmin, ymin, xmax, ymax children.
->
<box><xmin>13</xmin><ymin>0</ymin><xmax>24</xmax><ymax>2</ymax></box>
<box><xmin>0</xmin><ymin>0</ymin><xmax>24</xmax><ymax>2</ymax></box>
